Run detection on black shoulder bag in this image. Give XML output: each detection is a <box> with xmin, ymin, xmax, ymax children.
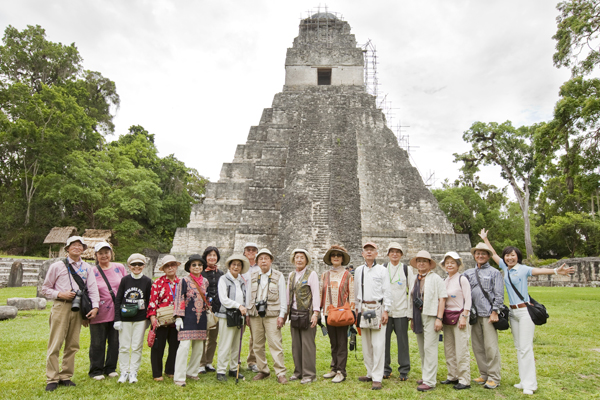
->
<box><xmin>225</xmin><ymin>277</ymin><xmax>245</xmax><ymax>328</ymax></box>
<box><xmin>507</xmin><ymin>271</ymin><xmax>548</xmax><ymax>326</ymax></box>
<box><xmin>475</xmin><ymin>268</ymin><xmax>510</xmax><ymax>330</ymax></box>
<box><xmin>96</xmin><ymin>263</ymin><xmax>116</xmax><ymax>304</ymax></box>
<box><xmin>64</xmin><ymin>259</ymin><xmax>94</xmax><ymax>320</ymax></box>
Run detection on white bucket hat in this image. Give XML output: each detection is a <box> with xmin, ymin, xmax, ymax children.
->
<box><xmin>94</xmin><ymin>241</ymin><xmax>112</xmax><ymax>253</ymax></box>
<box><xmin>440</xmin><ymin>251</ymin><xmax>462</xmax><ymax>268</ymax></box>
<box><xmin>290</xmin><ymin>248</ymin><xmax>312</xmax><ymax>266</ymax></box>
<box><xmin>64</xmin><ymin>236</ymin><xmax>87</xmax><ymax>251</ymax></box>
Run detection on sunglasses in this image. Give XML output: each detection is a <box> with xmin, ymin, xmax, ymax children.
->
<box><xmin>330</xmin><ymin>253</ymin><xmax>343</xmax><ymax>257</ymax></box>
<box><xmin>130</xmin><ymin>262</ymin><xmax>145</xmax><ymax>267</ymax></box>
<box><xmin>190</xmin><ymin>262</ymin><xmax>203</xmax><ymax>267</ymax></box>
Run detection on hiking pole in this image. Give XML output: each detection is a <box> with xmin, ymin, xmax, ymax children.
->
<box><xmin>236</xmin><ymin>323</ymin><xmax>246</xmax><ymax>383</ymax></box>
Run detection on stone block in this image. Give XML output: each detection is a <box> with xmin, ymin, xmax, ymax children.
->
<box><xmin>0</xmin><ymin>306</ymin><xmax>18</xmax><ymax>320</ymax></box>
<box><xmin>7</xmin><ymin>297</ymin><xmax>47</xmax><ymax>310</ymax></box>
<box><xmin>8</xmin><ymin>261</ymin><xmax>23</xmax><ymax>287</ymax></box>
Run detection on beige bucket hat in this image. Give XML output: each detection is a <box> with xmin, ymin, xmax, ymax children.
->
<box><xmin>160</xmin><ymin>254</ymin><xmax>181</xmax><ymax>271</ymax></box>
<box><xmin>470</xmin><ymin>242</ymin><xmax>493</xmax><ymax>257</ymax></box>
<box><xmin>225</xmin><ymin>254</ymin><xmax>250</xmax><ymax>274</ymax></box>
<box><xmin>409</xmin><ymin>250</ymin><xmax>437</xmax><ymax>269</ymax></box>
<box><xmin>64</xmin><ymin>236</ymin><xmax>88</xmax><ymax>251</ymax></box>
<box><xmin>387</xmin><ymin>242</ymin><xmax>404</xmax><ymax>256</ymax></box>
<box><xmin>290</xmin><ymin>248</ymin><xmax>312</xmax><ymax>266</ymax></box>
<box><xmin>323</xmin><ymin>245</ymin><xmax>351</xmax><ymax>266</ymax></box>
<box><xmin>256</xmin><ymin>248</ymin><xmax>274</xmax><ymax>261</ymax></box>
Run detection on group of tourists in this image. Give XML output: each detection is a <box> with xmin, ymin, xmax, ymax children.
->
<box><xmin>41</xmin><ymin>232</ymin><xmax>574</xmax><ymax>394</ymax></box>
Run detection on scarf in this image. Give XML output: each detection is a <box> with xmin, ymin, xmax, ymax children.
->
<box><xmin>190</xmin><ymin>273</ymin><xmax>204</xmax><ymax>288</ymax></box>
<box><xmin>205</xmin><ymin>264</ymin><xmax>218</xmax><ymax>272</ymax></box>
<box><xmin>412</xmin><ymin>275</ymin><xmax>425</xmax><ymax>334</ymax></box>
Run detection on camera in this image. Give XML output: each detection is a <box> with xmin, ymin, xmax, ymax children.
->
<box><xmin>413</xmin><ymin>297</ymin><xmax>423</xmax><ymax>312</ymax></box>
<box><xmin>349</xmin><ymin>325</ymin><xmax>357</xmax><ymax>350</ymax></box>
<box><xmin>71</xmin><ymin>290</ymin><xmax>83</xmax><ymax>312</ymax></box>
<box><xmin>256</xmin><ymin>300</ymin><xmax>267</xmax><ymax>318</ymax></box>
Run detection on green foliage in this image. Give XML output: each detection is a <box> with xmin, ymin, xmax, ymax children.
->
<box><xmin>537</xmin><ymin>212</ymin><xmax>600</xmax><ymax>258</ymax></box>
<box><xmin>553</xmin><ymin>0</ymin><xmax>600</xmax><ymax>76</ymax></box>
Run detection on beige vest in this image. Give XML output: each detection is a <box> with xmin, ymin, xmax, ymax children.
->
<box><xmin>247</xmin><ymin>268</ymin><xmax>283</xmax><ymax>318</ymax></box>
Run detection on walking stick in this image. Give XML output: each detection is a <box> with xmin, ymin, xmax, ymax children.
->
<box><xmin>236</xmin><ymin>322</ymin><xmax>246</xmax><ymax>383</ymax></box>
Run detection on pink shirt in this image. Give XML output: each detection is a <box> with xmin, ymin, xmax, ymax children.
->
<box><xmin>288</xmin><ymin>269</ymin><xmax>321</xmax><ymax>312</ymax></box>
<box><xmin>42</xmin><ymin>258</ymin><xmax>100</xmax><ymax>308</ymax></box>
<box><xmin>91</xmin><ymin>263</ymin><xmax>127</xmax><ymax>324</ymax></box>
<box><xmin>444</xmin><ymin>273</ymin><xmax>472</xmax><ymax>312</ymax></box>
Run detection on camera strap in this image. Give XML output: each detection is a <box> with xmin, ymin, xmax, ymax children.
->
<box><xmin>63</xmin><ymin>258</ymin><xmax>86</xmax><ymax>293</ymax></box>
<box><xmin>475</xmin><ymin>268</ymin><xmax>494</xmax><ymax>314</ymax></box>
<box><xmin>256</xmin><ymin>273</ymin><xmax>270</xmax><ymax>306</ymax></box>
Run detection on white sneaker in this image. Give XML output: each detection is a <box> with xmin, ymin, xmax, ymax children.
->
<box><xmin>514</xmin><ymin>383</ymin><xmax>523</xmax><ymax>389</ymax></box>
<box><xmin>523</xmin><ymin>389</ymin><xmax>534</xmax><ymax>395</ymax></box>
<box><xmin>92</xmin><ymin>375</ymin><xmax>105</xmax><ymax>380</ymax></box>
<box><xmin>332</xmin><ymin>372</ymin><xmax>345</xmax><ymax>383</ymax></box>
<box><xmin>198</xmin><ymin>366</ymin><xmax>206</xmax><ymax>374</ymax></box>
<box><xmin>108</xmin><ymin>372</ymin><xmax>119</xmax><ymax>378</ymax></box>
<box><xmin>323</xmin><ymin>371</ymin><xmax>337</xmax><ymax>379</ymax></box>
<box><xmin>118</xmin><ymin>372</ymin><xmax>129</xmax><ymax>383</ymax></box>
<box><xmin>129</xmin><ymin>372</ymin><xmax>138</xmax><ymax>383</ymax></box>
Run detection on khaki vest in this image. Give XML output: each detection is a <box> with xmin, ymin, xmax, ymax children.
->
<box><xmin>247</xmin><ymin>268</ymin><xmax>283</xmax><ymax>318</ymax></box>
<box><xmin>288</xmin><ymin>268</ymin><xmax>315</xmax><ymax>311</ymax></box>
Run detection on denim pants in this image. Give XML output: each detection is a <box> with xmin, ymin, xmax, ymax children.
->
<box><xmin>89</xmin><ymin>321</ymin><xmax>119</xmax><ymax>377</ymax></box>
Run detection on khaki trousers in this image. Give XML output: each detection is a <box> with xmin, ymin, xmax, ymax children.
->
<box><xmin>415</xmin><ymin>315</ymin><xmax>440</xmax><ymax>387</ymax></box>
<box><xmin>443</xmin><ymin>322</ymin><xmax>471</xmax><ymax>385</ymax></box>
<box><xmin>118</xmin><ymin>320</ymin><xmax>147</xmax><ymax>374</ymax></box>
<box><xmin>361</xmin><ymin>326</ymin><xmax>386</xmax><ymax>382</ymax></box>
<box><xmin>471</xmin><ymin>316</ymin><xmax>501</xmax><ymax>383</ymax></box>
<box><xmin>249</xmin><ymin>316</ymin><xmax>287</xmax><ymax>377</ymax></box>
<box><xmin>200</xmin><ymin>320</ymin><xmax>219</xmax><ymax>367</ymax></box>
<box><xmin>174</xmin><ymin>339</ymin><xmax>204</xmax><ymax>382</ymax></box>
<box><xmin>46</xmin><ymin>300</ymin><xmax>82</xmax><ymax>383</ymax></box>
<box><xmin>246</xmin><ymin>323</ymin><xmax>257</xmax><ymax>366</ymax></box>
<box><xmin>290</xmin><ymin>326</ymin><xmax>317</xmax><ymax>380</ymax></box>
<box><xmin>217</xmin><ymin>317</ymin><xmax>242</xmax><ymax>374</ymax></box>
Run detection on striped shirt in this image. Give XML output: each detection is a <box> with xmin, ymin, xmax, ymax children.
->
<box><xmin>462</xmin><ymin>262</ymin><xmax>504</xmax><ymax>317</ymax></box>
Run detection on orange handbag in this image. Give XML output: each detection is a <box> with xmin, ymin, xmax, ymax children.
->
<box><xmin>326</xmin><ymin>272</ymin><xmax>355</xmax><ymax>327</ymax></box>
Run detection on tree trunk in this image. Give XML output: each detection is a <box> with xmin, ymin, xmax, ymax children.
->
<box><xmin>505</xmin><ymin>171</ymin><xmax>534</xmax><ymax>260</ymax></box>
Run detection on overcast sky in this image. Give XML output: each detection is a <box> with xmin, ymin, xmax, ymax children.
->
<box><xmin>1</xmin><ymin>0</ymin><xmax>571</xmax><ymax>190</ymax></box>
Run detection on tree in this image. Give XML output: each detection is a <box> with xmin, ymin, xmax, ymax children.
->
<box><xmin>554</xmin><ymin>0</ymin><xmax>600</xmax><ymax>76</ymax></box>
<box><xmin>541</xmin><ymin>212</ymin><xmax>600</xmax><ymax>257</ymax></box>
<box><xmin>454</xmin><ymin>121</ymin><xmax>544</xmax><ymax>259</ymax></box>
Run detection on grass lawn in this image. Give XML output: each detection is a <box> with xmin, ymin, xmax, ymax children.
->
<box><xmin>0</xmin><ymin>286</ymin><xmax>598</xmax><ymax>399</ymax></box>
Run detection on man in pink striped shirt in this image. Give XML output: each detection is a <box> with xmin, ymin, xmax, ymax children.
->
<box><xmin>42</xmin><ymin>236</ymin><xmax>100</xmax><ymax>391</ymax></box>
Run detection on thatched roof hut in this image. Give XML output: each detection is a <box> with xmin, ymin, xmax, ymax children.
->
<box><xmin>81</xmin><ymin>229</ymin><xmax>113</xmax><ymax>260</ymax></box>
<box><xmin>43</xmin><ymin>227</ymin><xmax>77</xmax><ymax>258</ymax></box>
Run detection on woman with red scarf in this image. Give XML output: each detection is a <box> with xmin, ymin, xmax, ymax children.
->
<box><xmin>173</xmin><ymin>255</ymin><xmax>209</xmax><ymax>386</ymax></box>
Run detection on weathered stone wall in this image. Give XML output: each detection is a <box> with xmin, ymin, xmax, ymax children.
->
<box><xmin>528</xmin><ymin>258</ymin><xmax>600</xmax><ymax>287</ymax></box>
<box><xmin>0</xmin><ymin>259</ymin><xmax>43</xmax><ymax>288</ymax></box>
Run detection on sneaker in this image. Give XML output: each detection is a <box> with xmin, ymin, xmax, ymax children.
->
<box><xmin>453</xmin><ymin>383</ymin><xmax>471</xmax><ymax>390</ymax></box>
<box><xmin>45</xmin><ymin>382</ymin><xmax>58</xmax><ymax>392</ymax></box>
<box><xmin>301</xmin><ymin>377</ymin><xmax>316</xmax><ymax>384</ymax></box>
<box><xmin>58</xmin><ymin>380</ymin><xmax>76</xmax><ymax>387</ymax></box>
<box><xmin>514</xmin><ymin>383</ymin><xmax>524</xmax><ymax>389</ymax></box>
<box><xmin>118</xmin><ymin>372</ymin><xmax>129</xmax><ymax>383</ymax></box>
<box><xmin>108</xmin><ymin>372</ymin><xmax>119</xmax><ymax>378</ymax></box>
<box><xmin>372</xmin><ymin>382</ymin><xmax>383</xmax><ymax>390</ymax></box>
<box><xmin>217</xmin><ymin>373</ymin><xmax>227</xmax><ymax>382</ymax></box>
<box><xmin>441</xmin><ymin>379</ymin><xmax>459</xmax><ymax>384</ymax></box>
<box><xmin>247</xmin><ymin>364</ymin><xmax>259</xmax><ymax>373</ymax></box>
<box><xmin>174</xmin><ymin>380</ymin><xmax>186</xmax><ymax>387</ymax></box>
<box><xmin>524</xmin><ymin>389</ymin><xmax>534</xmax><ymax>395</ymax></box>
<box><xmin>323</xmin><ymin>371</ymin><xmax>337</xmax><ymax>379</ymax></box>
<box><xmin>332</xmin><ymin>372</ymin><xmax>345</xmax><ymax>383</ymax></box>
<box><xmin>277</xmin><ymin>375</ymin><xmax>288</xmax><ymax>384</ymax></box>
<box><xmin>206</xmin><ymin>364</ymin><xmax>216</xmax><ymax>372</ymax></box>
<box><xmin>92</xmin><ymin>375</ymin><xmax>105</xmax><ymax>381</ymax></box>
<box><xmin>417</xmin><ymin>383</ymin><xmax>434</xmax><ymax>391</ymax></box>
<box><xmin>289</xmin><ymin>375</ymin><xmax>300</xmax><ymax>381</ymax></box>
<box><xmin>484</xmin><ymin>380</ymin><xmax>499</xmax><ymax>389</ymax></box>
<box><xmin>129</xmin><ymin>372</ymin><xmax>138</xmax><ymax>384</ymax></box>
<box><xmin>229</xmin><ymin>370</ymin><xmax>244</xmax><ymax>380</ymax></box>
<box><xmin>198</xmin><ymin>367</ymin><xmax>206</xmax><ymax>374</ymax></box>
<box><xmin>253</xmin><ymin>372</ymin><xmax>271</xmax><ymax>381</ymax></box>
<box><xmin>473</xmin><ymin>377</ymin><xmax>486</xmax><ymax>385</ymax></box>
<box><xmin>186</xmin><ymin>375</ymin><xmax>199</xmax><ymax>381</ymax></box>
<box><xmin>358</xmin><ymin>376</ymin><xmax>373</xmax><ymax>382</ymax></box>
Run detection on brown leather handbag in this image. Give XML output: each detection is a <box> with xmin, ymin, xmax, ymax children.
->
<box><xmin>326</xmin><ymin>271</ymin><xmax>355</xmax><ymax>327</ymax></box>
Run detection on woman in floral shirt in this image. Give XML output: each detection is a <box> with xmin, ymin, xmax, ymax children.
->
<box><xmin>147</xmin><ymin>255</ymin><xmax>181</xmax><ymax>381</ymax></box>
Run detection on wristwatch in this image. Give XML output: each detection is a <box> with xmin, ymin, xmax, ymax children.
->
<box><xmin>436</xmin><ymin>316</ymin><xmax>443</xmax><ymax>321</ymax></box>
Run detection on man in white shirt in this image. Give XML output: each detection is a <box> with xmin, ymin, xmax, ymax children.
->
<box><xmin>383</xmin><ymin>242</ymin><xmax>414</xmax><ymax>381</ymax></box>
<box><xmin>245</xmin><ymin>248</ymin><xmax>288</xmax><ymax>384</ymax></box>
<box><xmin>241</xmin><ymin>242</ymin><xmax>260</xmax><ymax>372</ymax></box>
<box><xmin>354</xmin><ymin>242</ymin><xmax>391</xmax><ymax>390</ymax></box>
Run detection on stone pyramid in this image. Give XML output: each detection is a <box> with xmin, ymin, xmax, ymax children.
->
<box><xmin>170</xmin><ymin>12</ymin><xmax>472</xmax><ymax>272</ymax></box>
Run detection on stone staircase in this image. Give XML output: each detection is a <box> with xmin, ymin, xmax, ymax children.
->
<box><xmin>0</xmin><ymin>259</ymin><xmax>44</xmax><ymax>288</ymax></box>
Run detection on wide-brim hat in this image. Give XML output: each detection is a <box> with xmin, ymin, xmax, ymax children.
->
<box><xmin>440</xmin><ymin>251</ymin><xmax>462</xmax><ymax>268</ymax></box>
<box><xmin>409</xmin><ymin>250</ymin><xmax>437</xmax><ymax>269</ymax></box>
<box><xmin>470</xmin><ymin>242</ymin><xmax>493</xmax><ymax>257</ymax></box>
<box><xmin>323</xmin><ymin>245</ymin><xmax>350</xmax><ymax>266</ymax></box>
<box><xmin>256</xmin><ymin>248</ymin><xmax>274</xmax><ymax>261</ymax></box>
<box><xmin>183</xmin><ymin>254</ymin><xmax>202</xmax><ymax>273</ymax></box>
<box><xmin>290</xmin><ymin>249</ymin><xmax>312</xmax><ymax>266</ymax></box>
<box><xmin>64</xmin><ymin>236</ymin><xmax>88</xmax><ymax>251</ymax></box>
<box><xmin>225</xmin><ymin>254</ymin><xmax>250</xmax><ymax>274</ymax></box>
<box><xmin>387</xmin><ymin>242</ymin><xmax>404</xmax><ymax>255</ymax></box>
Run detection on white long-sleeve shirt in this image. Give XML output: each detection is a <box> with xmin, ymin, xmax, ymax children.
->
<box><xmin>354</xmin><ymin>263</ymin><xmax>392</xmax><ymax>313</ymax></box>
<box><xmin>218</xmin><ymin>271</ymin><xmax>245</xmax><ymax>310</ymax></box>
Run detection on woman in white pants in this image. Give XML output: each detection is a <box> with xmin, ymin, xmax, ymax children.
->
<box><xmin>480</xmin><ymin>229</ymin><xmax>574</xmax><ymax>395</ymax></box>
<box><xmin>173</xmin><ymin>254</ymin><xmax>209</xmax><ymax>387</ymax></box>
<box><xmin>440</xmin><ymin>252</ymin><xmax>472</xmax><ymax>390</ymax></box>
<box><xmin>407</xmin><ymin>250</ymin><xmax>447</xmax><ymax>392</ymax></box>
<box><xmin>113</xmin><ymin>253</ymin><xmax>152</xmax><ymax>384</ymax></box>
<box><xmin>215</xmin><ymin>254</ymin><xmax>249</xmax><ymax>381</ymax></box>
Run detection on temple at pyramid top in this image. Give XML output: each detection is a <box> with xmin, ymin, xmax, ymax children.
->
<box><xmin>168</xmin><ymin>11</ymin><xmax>472</xmax><ymax>274</ymax></box>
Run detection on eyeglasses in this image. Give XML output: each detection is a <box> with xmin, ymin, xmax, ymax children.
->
<box><xmin>130</xmin><ymin>262</ymin><xmax>145</xmax><ymax>267</ymax></box>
